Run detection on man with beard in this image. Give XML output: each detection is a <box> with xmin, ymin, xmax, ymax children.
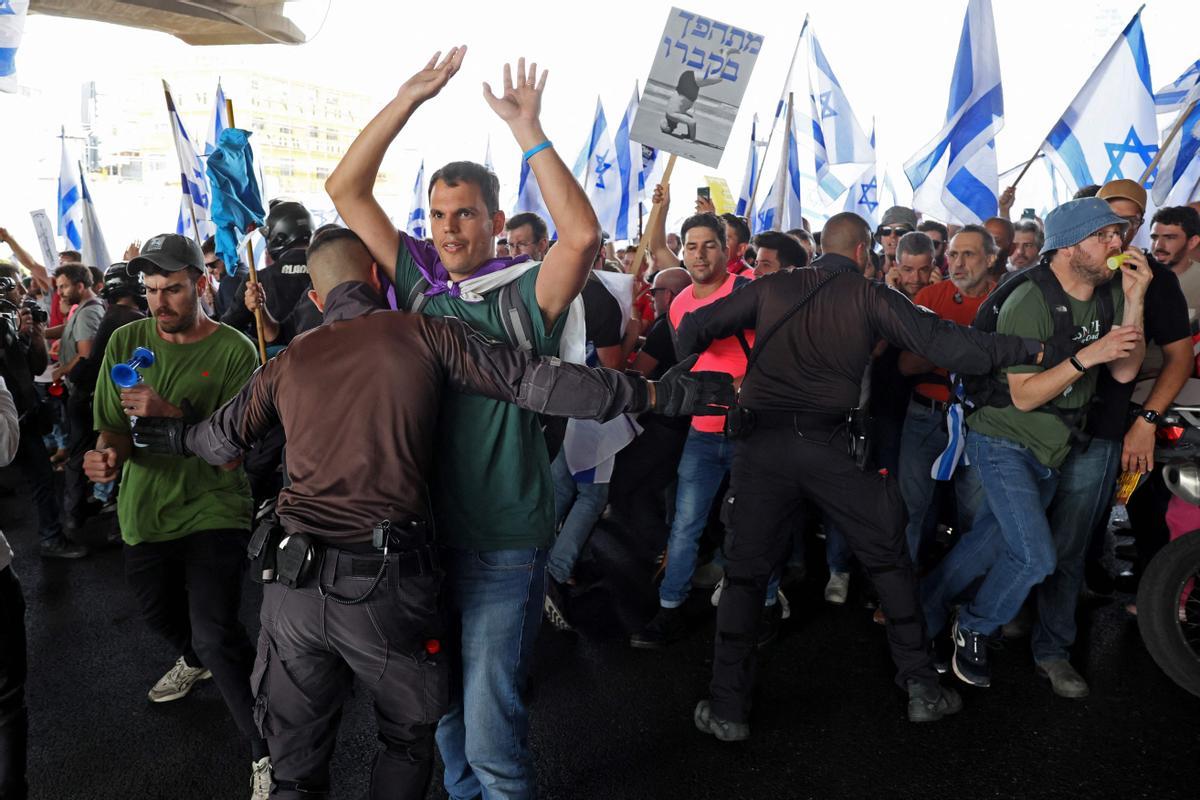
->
<box><xmin>922</xmin><ymin>198</ymin><xmax>1150</xmax><ymax>689</ymax></box>
<box><xmin>83</xmin><ymin>233</ymin><xmax>270</xmax><ymax>798</ymax></box>
<box><xmin>1009</xmin><ymin>220</ymin><xmax>1043</xmax><ymax>271</ymax></box>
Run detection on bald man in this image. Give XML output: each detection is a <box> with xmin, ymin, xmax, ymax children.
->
<box><xmin>131</xmin><ymin>227</ymin><xmax>732</xmax><ymax>799</ymax></box>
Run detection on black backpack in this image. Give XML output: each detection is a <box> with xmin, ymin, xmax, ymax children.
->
<box><xmin>958</xmin><ymin>259</ymin><xmax>1115</xmax><ymax>432</ymax></box>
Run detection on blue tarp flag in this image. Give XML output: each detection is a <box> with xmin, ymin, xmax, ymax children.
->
<box><xmin>904</xmin><ymin>0</ymin><xmax>1004</xmax><ymax>224</ymax></box>
<box><xmin>1040</xmin><ymin>7</ymin><xmax>1157</xmax><ymax>194</ymax></box>
<box><xmin>1155</xmin><ymin>60</ymin><xmax>1200</xmax><ymax>113</ymax></box>
<box><xmin>206</xmin><ymin>127</ymin><xmax>265</xmax><ymax>276</ymax></box>
<box><xmin>407</xmin><ymin>160</ymin><xmax>429</xmax><ymax>240</ymax></box>
<box><xmin>1151</xmin><ymin>80</ymin><xmax>1200</xmax><ymax>206</ymax></box>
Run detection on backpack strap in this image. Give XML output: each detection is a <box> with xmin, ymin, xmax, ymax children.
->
<box><xmin>406</xmin><ymin>276</ymin><xmax>431</xmax><ymax>314</ymax></box>
<box><xmin>498</xmin><ymin>278</ymin><xmax>535</xmax><ymax>353</ymax></box>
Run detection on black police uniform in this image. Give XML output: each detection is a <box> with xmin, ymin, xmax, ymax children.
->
<box><xmin>675</xmin><ymin>253</ymin><xmax>1047</xmax><ymax>724</ymax></box>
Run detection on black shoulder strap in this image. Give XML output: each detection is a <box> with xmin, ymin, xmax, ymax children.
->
<box><xmin>1028</xmin><ymin>264</ymin><xmax>1076</xmax><ymax>343</ymax></box>
<box><xmin>498</xmin><ymin>278</ymin><xmax>535</xmax><ymax>353</ymax></box>
<box><xmin>1096</xmin><ymin>281</ymin><xmax>1116</xmax><ymax>335</ymax></box>
<box><xmin>744</xmin><ymin>269</ymin><xmax>846</xmax><ymax>375</ymax></box>
<box><xmin>730</xmin><ymin>275</ymin><xmax>754</xmax><ymax>358</ymax></box>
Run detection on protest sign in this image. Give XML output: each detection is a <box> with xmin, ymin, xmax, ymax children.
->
<box><xmin>703</xmin><ymin>176</ymin><xmax>736</xmax><ymax>214</ymax></box>
<box><xmin>630</xmin><ymin>7</ymin><xmax>764</xmax><ymax>168</ymax></box>
<box><xmin>29</xmin><ymin>209</ymin><xmax>58</xmax><ymax>271</ymax></box>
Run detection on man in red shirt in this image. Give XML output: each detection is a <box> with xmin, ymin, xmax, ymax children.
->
<box><xmin>896</xmin><ymin>224</ymin><xmax>998</xmax><ymax>567</ymax></box>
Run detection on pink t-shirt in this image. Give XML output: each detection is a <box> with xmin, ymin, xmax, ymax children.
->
<box><xmin>669</xmin><ymin>273</ymin><xmax>755</xmax><ymax>433</ymax></box>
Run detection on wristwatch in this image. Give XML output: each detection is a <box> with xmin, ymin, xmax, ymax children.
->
<box><xmin>1138</xmin><ymin>408</ymin><xmax>1160</xmax><ymax>425</ymax></box>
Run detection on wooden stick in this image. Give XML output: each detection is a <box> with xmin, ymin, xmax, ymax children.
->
<box><xmin>1140</xmin><ymin>97</ymin><xmax>1199</xmax><ymax>186</ymax></box>
<box><xmin>1009</xmin><ymin>147</ymin><xmax>1043</xmax><ymax>190</ymax></box>
<box><xmin>223</xmin><ymin>97</ymin><xmax>268</xmax><ymax>365</ymax></box>
<box><xmin>628</xmin><ymin>153</ymin><xmax>678</xmax><ymax>280</ymax></box>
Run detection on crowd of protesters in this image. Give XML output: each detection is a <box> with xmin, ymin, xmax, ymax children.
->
<box><xmin>1</xmin><ymin>49</ymin><xmax>1200</xmax><ymax>800</ymax></box>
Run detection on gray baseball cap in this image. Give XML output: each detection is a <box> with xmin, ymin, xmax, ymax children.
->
<box><xmin>879</xmin><ymin>206</ymin><xmax>918</xmax><ymax>231</ymax></box>
<box><xmin>1040</xmin><ymin>198</ymin><xmax>1128</xmax><ymax>254</ymax></box>
<box><xmin>128</xmin><ymin>233</ymin><xmax>205</xmax><ymax>274</ymax></box>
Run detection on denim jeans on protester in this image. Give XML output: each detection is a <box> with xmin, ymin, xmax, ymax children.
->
<box><xmin>1032</xmin><ymin>437</ymin><xmax>1121</xmax><ymax>664</ymax></box>
<box><xmin>825</xmin><ymin>524</ymin><xmax>854</xmax><ymax>573</ymax></box>
<box><xmin>659</xmin><ymin>430</ymin><xmax>735</xmax><ymax>608</ymax></box>
<box><xmin>436</xmin><ymin>547</ymin><xmax>546</xmax><ymax>800</ymax></box>
<box><xmin>921</xmin><ymin>432</ymin><xmax>1060</xmax><ymax>637</ymax></box>
<box><xmin>547</xmin><ymin>451</ymin><xmax>610</xmax><ymax>584</ymax></box>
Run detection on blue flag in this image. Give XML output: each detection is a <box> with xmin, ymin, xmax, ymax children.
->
<box><xmin>736</xmin><ymin>114</ymin><xmax>765</xmax><ymax>217</ymax></box>
<box><xmin>514</xmin><ymin>158</ymin><xmax>557</xmax><ymax>239</ymax></box>
<box><xmin>755</xmin><ymin>103</ymin><xmax>802</xmax><ymax>234</ymax></box>
<box><xmin>57</xmin><ymin>135</ymin><xmax>83</xmax><ymax>251</ymax></box>
<box><xmin>206</xmin><ymin>127</ymin><xmax>265</xmax><ymax>276</ymax></box>
<box><xmin>904</xmin><ymin>0</ymin><xmax>1004</xmax><ymax>224</ymax></box>
<box><xmin>205</xmin><ymin>80</ymin><xmax>231</xmax><ymax>156</ymax></box>
<box><xmin>407</xmin><ymin>160</ymin><xmax>429</xmax><ymax>240</ymax></box>
<box><xmin>0</xmin><ymin>0</ymin><xmax>27</xmax><ymax>94</ymax></box>
<box><xmin>1151</xmin><ymin>81</ymin><xmax>1200</xmax><ymax>206</ymax></box>
<box><xmin>1041</xmin><ymin>8</ymin><xmax>1157</xmax><ymax>194</ymax></box>
<box><xmin>614</xmin><ymin>85</ymin><xmax>640</xmax><ymax>241</ymax></box>
<box><xmin>1155</xmin><ymin>60</ymin><xmax>1200</xmax><ymax>113</ymax></box>
<box><xmin>807</xmin><ymin>27</ymin><xmax>873</xmax><ymax>202</ymax></box>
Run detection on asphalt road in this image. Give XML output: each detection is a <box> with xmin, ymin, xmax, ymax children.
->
<box><xmin>2</xmin><ymin>468</ymin><xmax>1197</xmax><ymax>800</ymax></box>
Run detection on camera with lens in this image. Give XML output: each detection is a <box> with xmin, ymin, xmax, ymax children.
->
<box><xmin>0</xmin><ymin>276</ymin><xmax>16</xmax><ymax>296</ymax></box>
<box><xmin>0</xmin><ymin>299</ymin><xmax>20</xmax><ymax>350</ymax></box>
<box><xmin>21</xmin><ymin>298</ymin><xmax>47</xmax><ymax>325</ymax></box>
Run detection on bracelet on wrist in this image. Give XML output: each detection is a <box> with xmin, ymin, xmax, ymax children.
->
<box><xmin>522</xmin><ymin>140</ymin><xmax>553</xmax><ymax>161</ymax></box>
<box><xmin>1069</xmin><ymin>355</ymin><xmax>1087</xmax><ymax>373</ymax></box>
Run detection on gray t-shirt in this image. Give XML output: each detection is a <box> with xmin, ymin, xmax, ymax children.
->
<box><xmin>61</xmin><ymin>297</ymin><xmax>106</xmax><ymax>382</ymax></box>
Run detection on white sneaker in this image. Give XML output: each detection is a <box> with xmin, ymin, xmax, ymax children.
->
<box><xmin>710</xmin><ymin>577</ymin><xmax>726</xmax><ymax>607</ymax></box>
<box><xmin>777</xmin><ymin>589</ymin><xmax>791</xmax><ymax>621</ymax></box>
<box><xmin>147</xmin><ymin>656</ymin><xmax>212</xmax><ymax>703</ymax></box>
<box><xmin>250</xmin><ymin>756</ymin><xmax>272</xmax><ymax>800</ymax></box>
<box><xmin>824</xmin><ymin>572</ymin><xmax>850</xmax><ymax>605</ymax></box>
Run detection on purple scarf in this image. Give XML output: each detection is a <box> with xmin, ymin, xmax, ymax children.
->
<box><xmin>383</xmin><ymin>233</ymin><xmax>530</xmax><ymax>309</ymax></box>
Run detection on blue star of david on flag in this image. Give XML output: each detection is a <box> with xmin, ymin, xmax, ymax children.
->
<box><xmin>1104</xmin><ymin>126</ymin><xmax>1157</xmax><ymax>185</ymax></box>
<box><xmin>0</xmin><ymin>2</ymin><xmax>13</xmax><ymax>16</ymax></box>
<box><xmin>818</xmin><ymin>91</ymin><xmax>838</xmax><ymax>120</ymax></box>
<box><xmin>858</xmin><ymin>176</ymin><xmax>878</xmax><ymax>213</ymax></box>
<box><xmin>593</xmin><ymin>150</ymin><xmax>612</xmax><ymax>190</ymax></box>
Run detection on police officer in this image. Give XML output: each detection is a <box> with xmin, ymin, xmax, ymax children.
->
<box><xmin>223</xmin><ymin>200</ymin><xmax>322</xmax><ymax>346</ymax></box>
<box><xmin>676</xmin><ymin>212</ymin><xmax>1058</xmax><ymax>739</ymax></box>
<box><xmin>134</xmin><ymin>227</ymin><xmax>731</xmax><ymax>799</ymax></box>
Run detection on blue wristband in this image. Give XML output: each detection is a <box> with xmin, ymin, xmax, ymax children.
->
<box><xmin>523</xmin><ymin>140</ymin><xmax>553</xmax><ymax>161</ymax></box>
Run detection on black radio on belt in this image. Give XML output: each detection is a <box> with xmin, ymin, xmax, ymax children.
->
<box><xmin>247</xmin><ymin>507</ymin><xmax>285</xmax><ymax>584</ymax></box>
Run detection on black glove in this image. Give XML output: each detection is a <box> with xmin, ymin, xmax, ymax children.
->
<box><xmin>652</xmin><ymin>353</ymin><xmax>736</xmax><ymax>417</ymax></box>
<box><xmin>133</xmin><ymin>416</ymin><xmax>194</xmax><ymax>456</ymax></box>
<box><xmin>1033</xmin><ymin>338</ymin><xmax>1075</xmax><ymax>369</ymax></box>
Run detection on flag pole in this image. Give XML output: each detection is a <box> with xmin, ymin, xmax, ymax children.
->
<box><xmin>1139</xmin><ymin>96</ymin><xmax>1199</xmax><ymax>185</ymax></box>
<box><xmin>223</xmin><ymin>97</ymin><xmax>268</xmax><ymax>365</ymax></box>
<box><xmin>748</xmin><ymin>15</ymin><xmax>807</xmax><ymax>224</ymax></box>
<box><xmin>627</xmin><ymin>153</ymin><xmax>678</xmax><ymax>280</ymax></box>
<box><xmin>774</xmin><ymin>92</ymin><xmax>794</xmax><ymax>228</ymax></box>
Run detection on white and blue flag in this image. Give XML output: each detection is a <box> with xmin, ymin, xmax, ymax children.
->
<box><xmin>580</xmin><ymin>97</ymin><xmax>622</xmax><ymax>238</ymax></box>
<box><xmin>484</xmin><ymin>137</ymin><xmax>495</xmax><ymax>176</ymax></box>
<box><xmin>755</xmin><ymin>102</ymin><xmax>802</xmax><ymax>234</ymax></box>
<box><xmin>1151</xmin><ymin>80</ymin><xmax>1200</xmax><ymax>206</ymax></box>
<box><xmin>57</xmin><ymin>135</ymin><xmax>84</xmax><ymax>251</ymax></box>
<box><xmin>1041</xmin><ymin>8</ymin><xmax>1157</xmax><ymax>195</ymax></box>
<box><xmin>807</xmin><ymin>28</ymin><xmax>873</xmax><ymax>202</ymax></box>
<box><xmin>735</xmin><ymin>113</ymin><xmax>766</xmax><ymax>218</ymax></box>
<box><xmin>613</xmin><ymin>85</ymin><xmax>641</xmax><ymax>241</ymax></box>
<box><xmin>904</xmin><ymin>0</ymin><xmax>1004</xmax><ymax>224</ymax></box>
<box><xmin>843</xmin><ymin>125</ymin><xmax>880</xmax><ymax>228</ymax></box>
<box><xmin>1155</xmin><ymin>60</ymin><xmax>1200</xmax><ymax>114</ymax></box>
<box><xmin>0</xmin><ymin>0</ymin><xmax>28</xmax><ymax>94</ymax></box>
<box><xmin>514</xmin><ymin>157</ymin><xmax>557</xmax><ymax>239</ymax></box>
<box><xmin>78</xmin><ymin>165</ymin><xmax>112</xmax><ymax>269</ymax></box>
<box><xmin>163</xmin><ymin>80</ymin><xmax>214</xmax><ymax>244</ymax></box>
<box><xmin>407</xmin><ymin>160</ymin><xmax>429</xmax><ymax>240</ymax></box>
<box><xmin>205</xmin><ymin>80</ymin><xmax>230</xmax><ymax>155</ymax></box>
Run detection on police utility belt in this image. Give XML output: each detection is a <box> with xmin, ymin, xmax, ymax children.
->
<box><xmin>247</xmin><ymin>512</ymin><xmax>438</xmax><ymax>604</ymax></box>
<box><xmin>725</xmin><ymin>406</ymin><xmax>874</xmax><ymax>470</ymax></box>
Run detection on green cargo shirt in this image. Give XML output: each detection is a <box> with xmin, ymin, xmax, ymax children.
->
<box><xmin>94</xmin><ymin>318</ymin><xmax>259</xmax><ymax>544</ymax></box>
<box><xmin>390</xmin><ymin>238</ymin><xmax>566</xmax><ymax>551</ymax></box>
<box><xmin>967</xmin><ymin>279</ymin><xmax>1124</xmax><ymax>468</ymax></box>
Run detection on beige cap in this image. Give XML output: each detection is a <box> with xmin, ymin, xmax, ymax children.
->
<box><xmin>1097</xmin><ymin>179</ymin><xmax>1147</xmax><ymax>213</ymax></box>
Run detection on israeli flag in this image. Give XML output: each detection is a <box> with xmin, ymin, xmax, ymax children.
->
<box><xmin>579</xmin><ymin>97</ymin><xmax>623</xmax><ymax>238</ymax></box>
<box><xmin>407</xmin><ymin>160</ymin><xmax>429</xmax><ymax>240</ymax></box>
<box><xmin>755</xmin><ymin>103</ymin><xmax>802</xmax><ymax>234</ymax></box>
<box><xmin>205</xmin><ymin>81</ymin><xmax>231</xmax><ymax>156</ymax></box>
<box><xmin>0</xmin><ymin>0</ymin><xmax>26</xmax><ymax>94</ymax></box>
<box><xmin>484</xmin><ymin>137</ymin><xmax>495</xmax><ymax>176</ymax></box>
<box><xmin>78</xmin><ymin>166</ymin><xmax>112</xmax><ymax>269</ymax></box>
<box><xmin>1151</xmin><ymin>81</ymin><xmax>1200</xmax><ymax>206</ymax></box>
<box><xmin>1156</xmin><ymin>60</ymin><xmax>1200</xmax><ymax>114</ymax></box>
<box><xmin>736</xmin><ymin>114</ymin><xmax>766</xmax><ymax>218</ymax></box>
<box><xmin>808</xmin><ymin>28</ymin><xmax>873</xmax><ymax>201</ymax></box>
<box><xmin>614</xmin><ymin>85</ymin><xmax>640</xmax><ymax>241</ymax></box>
<box><xmin>57</xmin><ymin>136</ymin><xmax>84</xmax><ymax>251</ymax></box>
<box><xmin>843</xmin><ymin>125</ymin><xmax>881</xmax><ymax>228</ymax></box>
<box><xmin>514</xmin><ymin>157</ymin><xmax>557</xmax><ymax>239</ymax></box>
<box><xmin>904</xmin><ymin>0</ymin><xmax>1004</xmax><ymax>225</ymax></box>
<box><xmin>163</xmin><ymin>80</ymin><xmax>214</xmax><ymax>244</ymax></box>
<box><xmin>1041</xmin><ymin>8</ymin><xmax>1157</xmax><ymax>194</ymax></box>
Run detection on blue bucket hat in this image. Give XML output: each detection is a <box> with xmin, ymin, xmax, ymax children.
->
<box><xmin>1040</xmin><ymin>197</ymin><xmax>1128</xmax><ymax>254</ymax></box>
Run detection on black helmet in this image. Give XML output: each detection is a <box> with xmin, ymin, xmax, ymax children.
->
<box><xmin>102</xmin><ymin>262</ymin><xmax>145</xmax><ymax>301</ymax></box>
<box><xmin>265</xmin><ymin>201</ymin><xmax>314</xmax><ymax>260</ymax></box>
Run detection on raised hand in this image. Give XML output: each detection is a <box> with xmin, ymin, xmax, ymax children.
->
<box><xmin>1118</xmin><ymin>248</ymin><xmax>1152</xmax><ymax>302</ymax></box>
<box><xmin>483</xmin><ymin>58</ymin><xmax>546</xmax><ymax>127</ymax></box>
<box><xmin>397</xmin><ymin>47</ymin><xmax>467</xmax><ymax>107</ymax></box>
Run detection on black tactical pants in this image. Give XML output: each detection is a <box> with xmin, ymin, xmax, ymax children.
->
<box><xmin>252</xmin><ymin>546</ymin><xmax>447</xmax><ymax>799</ymax></box>
<box><xmin>710</xmin><ymin>424</ymin><xmax>939</xmax><ymax>724</ymax></box>
<box><xmin>0</xmin><ymin>567</ymin><xmax>27</xmax><ymax>800</ymax></box>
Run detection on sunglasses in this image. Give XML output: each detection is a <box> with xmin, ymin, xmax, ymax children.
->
<box><xmin>878</xmin><ymin>227</ymin><xmax>912</xmax><ymax>238</ymax></box>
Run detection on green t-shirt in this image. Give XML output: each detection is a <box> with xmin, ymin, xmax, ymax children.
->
<box><xmin>967</xmin><ymin>279</ymin><xmax>1124</xmax><ymax>468</ymax></box>
<box><xmin>393</xmin><ymin>243</ymin><xmax>565</xmax><ymax>551</ymax></box>
<box><xmin>94</xmin><ymin>319</ymin><xmax>259</xmax><ymax>545</ymax></box>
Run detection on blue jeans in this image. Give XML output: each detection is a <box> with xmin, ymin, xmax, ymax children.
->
<box><xmin>825</xmin><ymin>524</ymin><xmax>854</xmax><ymax>573</ymax></box>
<box><xmin>921</xmin><ymin>432</ymin><xmax>1060</xmax><ymax>637</ymax></box>
<box><xmin>898</xmin><ymin>400</ymin><xmax>984</xmax><ymax>565</ymax></box>
<box><xmin>660</xmin><ymin>430</ymin><xmax>733</xmax><ymax>607</ymax></box>
<box><xmin>547</xmin><ymin>451</ymin><xmax>610</xmax><ymax>584</ymax></box>
<box><xmin>1032</xmin><ymin>437</ymin><xmax>1121</xmax><ymax>663</ymax></box>
<box><xmin>436</xmin><ymin>547</ymin><xmax>547</xmax><ymax>800</ymax></box>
